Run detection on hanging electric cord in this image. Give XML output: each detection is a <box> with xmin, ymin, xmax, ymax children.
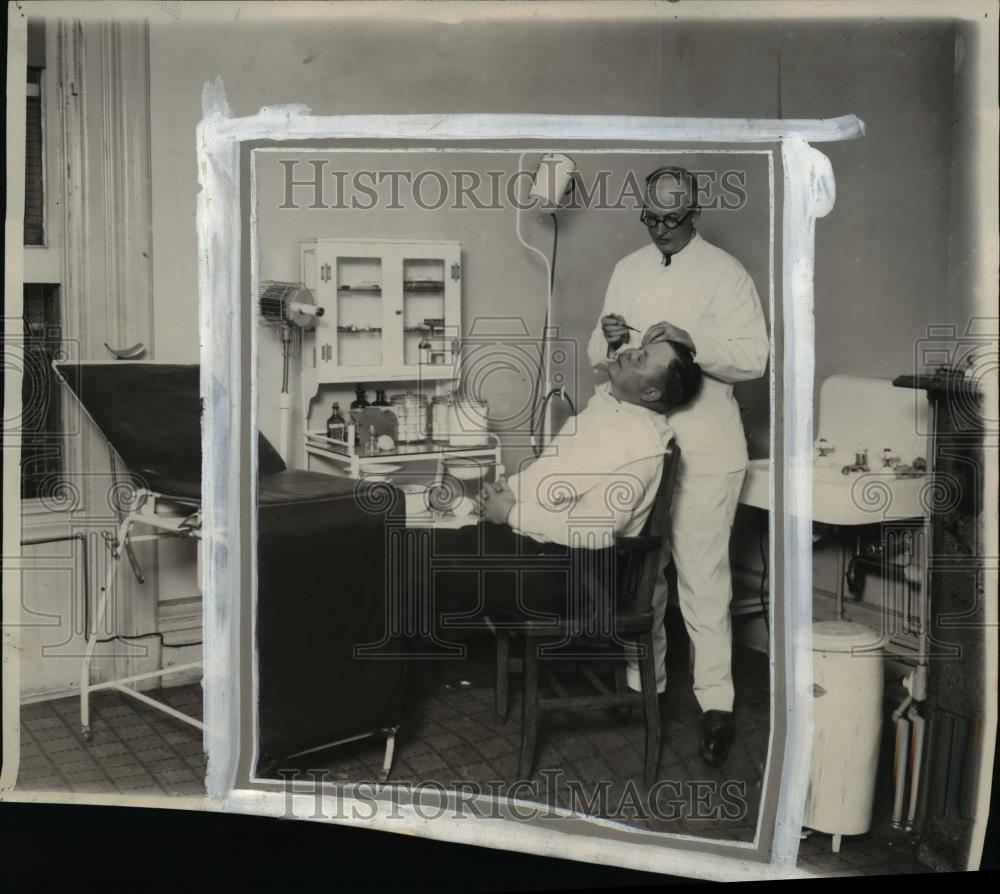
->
<box><xmin>515</xmin><ymin>154</ymin><xmax>557</xmax><ymax>457</ymax></box>
<box><xmin>537</xmin><ymin>386</ymin><xmax>576</xmax><ymax>441</ymax></box>
<box><xmin>528</xmin><ymin>213</ymin><xmax>563</xmax><ymax>455</ymax></box>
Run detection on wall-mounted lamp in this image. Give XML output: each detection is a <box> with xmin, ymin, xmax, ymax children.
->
<box><xmin>528</xmin><ymin>152</ymin><xmax>577</xmax><ymax>209</ymax></box>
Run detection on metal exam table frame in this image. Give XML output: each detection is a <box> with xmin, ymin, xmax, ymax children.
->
<box><xmin>80</xmin><ymin>489</ymin><xmax>204</xmax><ymax>737</ymax></box>
<box><xmin>53</xmin><ymin>362</ymin><xmax>215</xmax><ymax>737</ymax></box>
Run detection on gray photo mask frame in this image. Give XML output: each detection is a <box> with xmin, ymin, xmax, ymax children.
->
<box><xmin>196</xmin><ymin>76</ymin><xmax>860</xmax><ymax>878</ymax></box>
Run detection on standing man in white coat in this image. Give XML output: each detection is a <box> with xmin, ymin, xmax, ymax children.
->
<box><xmin>587</xmin><ymin>166</ymin><xmax>769</xmax><ymax>767</ymax></box>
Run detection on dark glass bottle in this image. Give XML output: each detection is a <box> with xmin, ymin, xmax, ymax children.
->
<box><xmin>350</xmin><ymin>385</ymin><xmax>370</xmax><ymax>409</ymax></box>
<box><xmin>372</xmin><ymin>388</ymin><xmax>390</xmax><ymax>407</ymax></box>
<box><xmin>325</xmin><ymin>402</ymin><xmax>346</xmax><ymax>441</ymax></box>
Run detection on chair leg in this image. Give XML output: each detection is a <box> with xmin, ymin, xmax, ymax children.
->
<box><xmin>614</xmin><ymin>659</ymin><xmax>632</xmax><ymax>720</ymax></box>
<box><xmin>519</xmin><ymin>637</ymin><xmax>540</xmax><ymax>779</ymax></box>
<box><xmin>495</xmin><ymin>629</ymin><xmax>510</xmax><ymax>723</ymax></box>
<box><xmin>638</xmin><ymin>632</ymin><xmax>661</xmax><ymax>787</ymax></box>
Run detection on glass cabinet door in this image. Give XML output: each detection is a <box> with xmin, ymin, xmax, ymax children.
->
<box><xmin>334</xmin><ymin>255</ymin><xmax>383</xmax><ymax>367</ymax></box>
<box><xmin>399</xmin><ymin>243</ymin><xmax>461</xmax><ymax>375</ymax></box>
<box><xmin>402</xmin><ymin>257</ymin><xmax>446</xmax><ymax>366</ymax></box>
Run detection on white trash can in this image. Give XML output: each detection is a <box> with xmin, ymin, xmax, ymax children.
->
<box><xmin>803</xmin><ymin>620</ymin><xmax>884</xmax><ymax>852</ymax></box>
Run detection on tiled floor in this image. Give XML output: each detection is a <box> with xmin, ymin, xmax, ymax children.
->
<box><xmin>269</xmin><ymin>633</ymin><xmax>769</xmax><ymax>841</ymax></box>
<box><xmin>16</xmin><ymin>625</ymin><xmax>929</xmax><ymax>875</ymax></box>
<box><xmin>18</xmin><ymin>684</ymin><xmax>205</xmax><ymax>796</ymax></box>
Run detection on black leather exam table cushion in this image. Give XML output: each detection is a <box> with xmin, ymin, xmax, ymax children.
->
<box><xmin>56</xmin><ymin>363</ymin><xmax>286</xmax><ymax>498</ymax></box>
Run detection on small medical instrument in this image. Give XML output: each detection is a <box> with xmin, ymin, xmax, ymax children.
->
<box><xmin>391</xmin><ymin>391</ymin><xmax>429</xmax><ymax>443</ymax></box>
<box><xmin>618</xmin><ymin>322</ymin><xmax>642</xmax><ymax>334</ymax></box>
<box><xmin>367</xmin><ymin>424</ymin><xmax>378</xmax><ymax>453</ymax></box>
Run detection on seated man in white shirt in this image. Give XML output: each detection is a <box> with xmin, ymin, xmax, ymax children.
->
<box><xmin>429</xmin><ymin>338</ymin><xmax>701</xmax><ymax>629</ymax></box>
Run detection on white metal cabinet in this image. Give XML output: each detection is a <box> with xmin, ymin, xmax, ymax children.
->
<box><xmin>300</xmin><ymin>238</ymin><xmax>462</xmax><ymax>406</ymax></box>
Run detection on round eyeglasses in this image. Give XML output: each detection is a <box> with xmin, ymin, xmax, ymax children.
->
<box><xmin>639</xmin><ymin>207</ymin><xmax>695</xmax><ymax>230</ymax></box>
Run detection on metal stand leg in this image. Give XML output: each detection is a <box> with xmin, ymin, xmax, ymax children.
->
<box><xmin>891</xmin><ymin>713</ymin><xmax>912</xmax><ymax>828</ymax></box>
<box><xmin>80</xmin><ymin>501</ymin><xmax>204</xmax><ymax>739</ymax></box>
<box><xmin>380</xmin><ymin>731</ymin><xmax>397</xmax><ymax>782</ymax></box>
<box><xmin>81</xmin><ymin>516</ymin><xmax>130</xmax><ymax>741</ymax></box>
<box><xmin>835</xmin><ymin>527</ymin><xmax>848</xmax><ymax>620</ymax></box>
<box><xmin>495</xmin><ymin>630</ymin><xmax>510</xmax><ymax>723</ymax></box>
<box><xmin>519</xmin><ymin>638</ymin><xmax>540</xmax><ymax>779</ymax></box>
<box><xmin>832</xmin><ymin>833</ymin><xmax>842</xmax><ymax>854</ymax></box>
<box><xmin>906</xmin><ymin>710</ymin><xmax>926</xmax><ymax>831</ymax></box>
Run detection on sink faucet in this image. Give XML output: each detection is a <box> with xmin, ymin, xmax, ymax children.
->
<box><xmin>841</xmin><ymin>444</ymin><xmax>870</xmax><ymax>475</ymax></box>
<box><xmin>881</xmin><ymin>447</ymin><xmax>900</xmax><ymax>469</ymax></box>
<box><xmin>815</xmin><ymin>438</ymin><xmax>835</xmax><ymax>467</ymax></box>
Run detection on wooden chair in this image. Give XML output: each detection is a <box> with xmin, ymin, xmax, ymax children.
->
<box><xmin>494</xmin><ymin>442</ymin><xmax>681</xmax><ymax>787</ymax></box>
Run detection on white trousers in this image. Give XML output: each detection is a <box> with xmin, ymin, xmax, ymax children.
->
<box><xmin>627</xmin><ymin>467</ymin><xmax>747</xmax><ymax>712</ymax></box>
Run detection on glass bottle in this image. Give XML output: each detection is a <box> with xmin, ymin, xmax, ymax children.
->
<box><xmin>373</xmin><ymin>388</ymin><xmax>390</xmax><ymax>408</ymax></box>
<box><xmin>326</xmin><ymin>402</ymin><xmax>346</xmax><ymax>442</ymax></box>
<box><xmin>350</xmin><ymin>385</ymin><xmax>370</xmax><ymax>409</ymax></box>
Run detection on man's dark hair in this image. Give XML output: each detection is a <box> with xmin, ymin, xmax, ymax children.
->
<box><xmin>644</xmin><ymin>166</ymin><xmax>700</xmax><ymax>211</ymax></box>
<box><xmin>659</xmin><ymin>341</ymin><xmax>703</xmax><ymax>412</ymax></box>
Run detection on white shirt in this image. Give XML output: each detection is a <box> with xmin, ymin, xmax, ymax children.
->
<box><xmin>506</xmin><ymin>383</ymin><xmax>673</xmax><ymax>549</ymax></box>
<box><xmin>586</xmin><ymin>232</ymin><xmax>769</xmax><ymax>474</ymax></box>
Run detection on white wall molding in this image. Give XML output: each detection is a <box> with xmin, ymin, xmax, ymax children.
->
<box><xmin>96</xmin><ymin>19</ymin><xmax>154</xmax><ymax>358</ymax></box>
<box><xmin>47</xmin><ymin>18</ymin><xmax>159</xmax><ymax>690</ymax></box>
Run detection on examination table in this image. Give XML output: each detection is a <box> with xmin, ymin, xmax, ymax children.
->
<box><xmin>56</xmin><ymin>363</ymin><xmax>406</xmax><ymax>780</ymax></box>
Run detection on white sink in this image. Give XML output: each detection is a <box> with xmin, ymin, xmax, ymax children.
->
<box><xmin>739</xmin><ymin>374</ymin><xmax>931</xmax><ymax>525</ymax></box>
<box><xmin>740</xmin><ymin>458</ymin><xmax>929</xmax><ymax>525</ymax></box>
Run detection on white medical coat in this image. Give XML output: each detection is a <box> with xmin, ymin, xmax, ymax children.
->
<box><xmin>586</xmin><ymin>233</ymin><xmax>768</xmax><ymax>474</ymax></box>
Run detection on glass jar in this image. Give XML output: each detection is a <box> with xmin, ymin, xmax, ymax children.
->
<box><xmin>390</xmin><ymin>391</ymin><xmax>428</xmax><ymax>443</ymax></box>
<box><xmin>431</xmin><ymin>394</ymin><xmax>453</xmax><ymax>443</ymax></box>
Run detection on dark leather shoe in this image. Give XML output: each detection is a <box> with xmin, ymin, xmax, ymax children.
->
<box><xmin>700</xmin><ymin>710</ymin><xmax>735</xmax><ymax>767</ymax></box>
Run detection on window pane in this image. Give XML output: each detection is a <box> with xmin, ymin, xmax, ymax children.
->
<box><xmin>25</xmin><ymin>66</ymin><xmax>45</xmax><ymax>246</ymax></box>
<box><xmin>21</xmin><ymin>284</ymin><xmax>62</xmax><ymax>500</ymax></box>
